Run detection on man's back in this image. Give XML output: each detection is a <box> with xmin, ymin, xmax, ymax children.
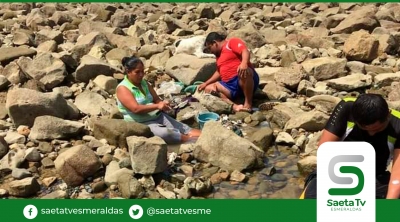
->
<box><xmin>216</xmin><ymin>38</ymin><xmax>252</xmax><ymax>82</ymax></box>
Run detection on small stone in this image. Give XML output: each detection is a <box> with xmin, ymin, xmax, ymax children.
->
<box><xmin>181</xmin><ymin>153</ymin><xmax>193</xmax><ymax>163</ymax></box>
<box><xmin>118</xmin><ymin>158</ymin><xmax>131</xmax><ymax>169</ymax></box>
<box><xmin>219</xmin><ymin>171</ymin><xmax>230</xmax><ymax>180</ymax></box>
<box><xmin>82</xmin><ymin>135</ymin><xmax>95</xmax><ymax>142</ymax></box>
<box><xmin>42</xmin><ymin>177</ymin><xmax>57</xmax><ymax>187</ymax></box>
<box><xmin>110</xmin><ymin>184</ymin><xmax>118</xmax><ymax>191</ymax></box>
<box><xmin>229</xmin><ymin>190</ymin><xmax>250</xmax><ymax>199</ymax></box>
<box><xmin>244</xmin><ymin>116</ymin><xmax>252</xmax><ymax>124</ymax></box>
<box><xmin>0</xmin><ymin>189</ymin><xmax>8</xmax><ymax>197</ymax></box>
<box><xmin>230</xmin><ymin>170</ymin><xmax>246</xmax><ymax>182</ymax></box>
<box><xmin>178</xmin><ymin>143</ymin><xmax>195</xmax><ymax>154</ymax></box>
<box><xmin>17</xmin><ymin>125</ymin><xmax>30</xmax><ymax>136</ymax></box>
<box><xmin>180</xmin><ymin>165</ymin><xmax>193</xmax><ymax>177</ymax></box>
<box><xmin>96</xmin><ymin>145</ymin><xmax>113</xmax><ymax>156</ymax></box>
<box><xmin>26</xmin><ymin>142</ymin><xmax>35</xmax><ymax>147</ymax></box>
<box><xmin>102</xmin><ymin>154</ymin><xmax>113</xmax><ymax>166</ymax></box>
<box><xmin>12</xmin><ymin>168</ymin><xmax>32</xmax><ymax>179</ymax></box>
<box><xmin>24</xmin><ymin>148</ymin><xmax>41</xmax><ymax>162</ymax></box>
<box><xmin>271</xmin><ymin>173</ymin><xmax>287</xmax><ymax>182</ymax></box>
<box><xmin>41</xmin><ymin>190</ymin><xmax>67</xmax><ymax>199</ymax></box>
<box><xmin>261</xmin><ymin>166</ymin><xmax>277</xmax><ymax>176</ymax></box>
<box><xmin>247</xmin><ymin>176</ymin><xmax>260</xmax><ymax>185</ymax></box>
<box><xmin>92</xmin><ymin>181</ymin><xmax>107</xmax><ymax>193</ymax></box>
<box><xmin>41</xmin><ymin>157</ymin><xmax>55</xmax><ymax>168</ymax></box>
<box><xmin>275</xmin><ymin>161</ymin><xmax>288</xmax><ymax>168</ymax></box>
<box><xmin>38</xmin><ymin>142</ymin><xmax>53</xmax><ymax>153</ymax></box>
<box><xmin>156</xmin><ymin>186</ymin><xmax>176</xmax><ymax>199</ymax></box>
<box><xmin>210</xmin><ymin>173</ymin><xmax>222</xmax><ymax>185</ymax></box>
<box><xmin>248</xmin><ymin>120</ymin><xmax>260</xmax><ymax>127</ymax></box>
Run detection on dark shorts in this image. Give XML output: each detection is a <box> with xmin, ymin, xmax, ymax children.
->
<box><xmin>219</xmin><ymin>69</ymin><xmax>260</xmax><ymax>99</ymax></box>
<box><xmin>301</xmin><ymin>170</ymin><xmax>392</xmax><ymax>199</ymax></box>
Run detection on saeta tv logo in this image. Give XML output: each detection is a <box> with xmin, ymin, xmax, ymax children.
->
<box><xmin>317</xmin><ymin>142</ymin><xmax>375</xmax><ymax>222</ymax></box>
<box><xmin>328</xmin><ymin>155</ymin><xmax>364</xmax><ymax>196</ymax></box>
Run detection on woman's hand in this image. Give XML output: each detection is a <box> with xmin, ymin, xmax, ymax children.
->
<box><xmin>157</xmin><ymin>101</ymin><xmax>171</xmax><ymax>112</ymax></box>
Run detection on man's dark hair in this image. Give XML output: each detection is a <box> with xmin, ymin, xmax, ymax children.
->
<box><xmin>352</xmin><ymin>93</ymin><xmax>389</xmax><ymax>126</ymax></box>
<box><xmin>204</xmin><ymin>32</ymin><xmax>226</xmax><ymax>46</ymax></box>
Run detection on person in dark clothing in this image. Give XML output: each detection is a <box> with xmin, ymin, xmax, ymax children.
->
<box><xmin>301</xmin><ymin>94</ymin><xmax>400</xmax><ymax>199</ymax></box>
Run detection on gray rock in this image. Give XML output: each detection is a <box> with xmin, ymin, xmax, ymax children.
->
<box><xmin>165</xmin><ymin>54</ymin><xmax>216</xmax><ymax>85</ymax></box>
<box><xmin>284</xmin><ymin>110</ymin><xmax>330</xmax><ymax>132</ymax></box>
<box><xmin>74</xmin><ymin>91</ymin><xmax>106</xmax><ymax>116</ymax></box>
<box><xmin>193</xmin><ymin>121</ymin><xmax>264</xmax><ymax>172</ymax></box>
<box><xmin>24</xmin><ymin>148</ymin><xmax>41</xmax><ymax>162</ymax></box>
<box><xmin>41</xmin><ymin>190</ymin><xmax>68</xmax><ymax>199</ymax></box>
<box><xmin>11</xmin><ymin>168</ymin><xmax>32</xmax><ymax>179</ymax></box>
<box><xmin>275</xmin><ymin>132</ymin><xmax>295</xmax><ymax>145</ymax></box>
<box><xmin>0</xmin><ymin>47</ymin><xmax>36</xmax><ymax>65</ymax></box>
<box><xmin>331</xmin><ymin>5</ymin><xmax>379</xmax><ymax>34</ymax></box>
<box><xmin>0</xmin><ymin>148</ymin><xmax>25</xmax><ymax>173</ymax></box>
<box><xmin>306</xmin><ymin>95</ymin><xmax>341</xmax><ymax>114</ymax></box>
<box><xmin>6</xmin><ymin>88</ymin><xmax>72</xmax><ymax>127</ymax></box>
<box><xmin>9</xmin><ymin>177</ymin><xmax>40</xmax><ymax>197</ymax></box>
<box><xmin>302</xmin><ymin>57</ymin><xmax>347</xmax><ymax>81</ymax></box>
<box><xmin>104</xmin><ymin>161</ymin><xmax>134</xmax><ymax>186</ymax></box>
<box><xmin>91</xmin><ymin>119</ymin><xmax>153</xmax><ymax>149</ymax></box>
<box><xmin>93</xmin><ymin>75</ymin><xmax>118</xmax><ymax>95</ymax></box>
<box><xmin>297</xmin><ymin>156</ymin><xmax>317</xmax><ymax>176</ymax></box>
<box><xmin>0</xmin><ymin>137</ymin><xmax>8</xmax><ymax>159</ymax></box>
<box><xmin>118</xmin><ymin>175</ymin><xmax>144</xmax><ymax>199</ymax></box>
<box><xmin>54</xmin><ymin>145</ymin><xmax>102</xmax><ymax>186</ymax></box>
<box><xmin>74</xmin><ymin>55</ymin><xmax>122</xmax><ymax>83</ymax></box>
<box><xmin>17</xmin><ymin>53</ymin><xmax>66</xmax><ymax>90</ymax></box>
<box><xmin>4</xmin><ymin>132</ymin><xmax>25</xmax><ymax>144</ymax></box>
<box><xmin>29</xmin><ymin>116</ymin><xmax>84</xmax><ymax>141</ymax></box>
<box><xmin>127</xmin><ymin>136</ymin><xmax>168</xmax><ymax>174</ymax></box>
<box><xmin>374</xmin><ymin>72</ymin><xmax>400</xmax><ymax>87</ymax></box>
<box><xmin>249</xmin><ymin>127</ymin><xmax>273</xmax><ymax>152</ymax></box>
<box><xmin>327</xmin><ymin>74</ymin><xmax>373</xmax><ymax>91</ymax></box>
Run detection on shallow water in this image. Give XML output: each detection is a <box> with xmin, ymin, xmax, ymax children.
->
<box><xmin>167</xmin><ymin>125</ymin><xmax>305</xmax><ymax>199</ymax></box>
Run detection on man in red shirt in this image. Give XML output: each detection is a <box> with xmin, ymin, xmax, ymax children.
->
<box><xmin>198</xmin><ymin>32</ymin><xmax>260</xmax><ymax>113</ymax></box>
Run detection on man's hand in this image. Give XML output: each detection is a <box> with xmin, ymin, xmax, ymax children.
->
<box><xmin>197</xmin><ymin>83</ymin><xmax>208</xmax><ymax>92</ymax></box>
<box><xmin>237</xmin><ymin>63</ymin><xmax>249</xmax><ymax>78</ymax></box>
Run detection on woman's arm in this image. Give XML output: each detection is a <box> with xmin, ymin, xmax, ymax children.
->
<box><xmin>148</xmin><ymin>82</ymin><xmax>163</xmax><ymax>104</ymax></box>
<box><xmin>386</xmin><ymin>149</ymin><xmax>400</xmax><ymax>199</ymax></box>
<box><xmin>116</xmin><ymin>85</ymin><xmax>160</xmax><ymax>114</ymax></box>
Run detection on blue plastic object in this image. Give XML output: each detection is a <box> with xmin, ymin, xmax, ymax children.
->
<box><xmin>197</xmin><ymin>112</ymin><xmax>220</xmax><ymax>129</ymax></box>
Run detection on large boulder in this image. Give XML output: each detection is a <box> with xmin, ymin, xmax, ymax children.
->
<box><xmin>127</xmin><ymin>136</ymin><xmax>168</xmax><ymax>174</ymax></box>
<box><xmin>165</xmin><ymin>54</ymin><xmax>216</xmax><ymax>85</ymax></box>
<box><xmin>6</xmin><ymin>88</ymin><xmax>73</xmax><ymax>127</ymax></box>
<box><xmin>193</xmin><ymin>121</ymin><xmax>264</xmax><ymax>172</ymax></box>
<box><xmin>91</xmin><ymin>119</ymin><xmax>153</xmax><ymax>149</ymax></box>
<box><xmin>54</xmin><ymin>145</ymin><xmax>102</xmax><ymax>186</ymax></box>
<box><xmin>29</xmin><ymin>116</ymin><xmax>85</xmax><ymax>141</ymax></box>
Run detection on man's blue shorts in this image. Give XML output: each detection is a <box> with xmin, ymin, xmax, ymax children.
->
<box><xmin>219</xmin><ymin>69</ymin><xmax>260</xmax><ymax>99</ymax></box>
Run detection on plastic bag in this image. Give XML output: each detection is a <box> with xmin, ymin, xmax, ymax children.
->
<box><xmin>156</xmin><ymin>81</ymin><xmax>184</xmax><ymax>96</ymax></box>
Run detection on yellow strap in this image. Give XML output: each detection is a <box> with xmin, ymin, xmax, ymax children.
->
<box><xmin>343</xmin><ymin>97</ymin><xmax>356</xmax><ymax>102</ymax></box>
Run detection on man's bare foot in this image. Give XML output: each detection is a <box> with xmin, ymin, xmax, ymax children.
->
<box><xmin>233</xmin><ymin>104</ymin><xmax>252</xmax><ymax>113</ymax></box>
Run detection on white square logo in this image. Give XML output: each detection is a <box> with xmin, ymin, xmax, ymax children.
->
<box><xmin>317</xmin><ymin>142</ymin><xmax>376</xmax><ymax>222</ymax></box>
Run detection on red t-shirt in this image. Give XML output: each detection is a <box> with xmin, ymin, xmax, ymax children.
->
<box><xmin>216</xmin><ymin>38</ymin><xmax>253</xmax><ymax>82</ymax></box>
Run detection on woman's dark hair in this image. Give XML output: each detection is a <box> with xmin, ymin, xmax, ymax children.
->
<box><xmin>205</xmin><ymin>32</ymin><xmax>226</xmax><ymax>46</ymax></box>
<box><xmin>352</xmin><ymin>93</ymin><xmax>390</xmax><ymax>126</ymax></box>
<box><xmin>122</xmin><ymin>56</ymin><xmax>143</xmax><ymax>73</ymax></box>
